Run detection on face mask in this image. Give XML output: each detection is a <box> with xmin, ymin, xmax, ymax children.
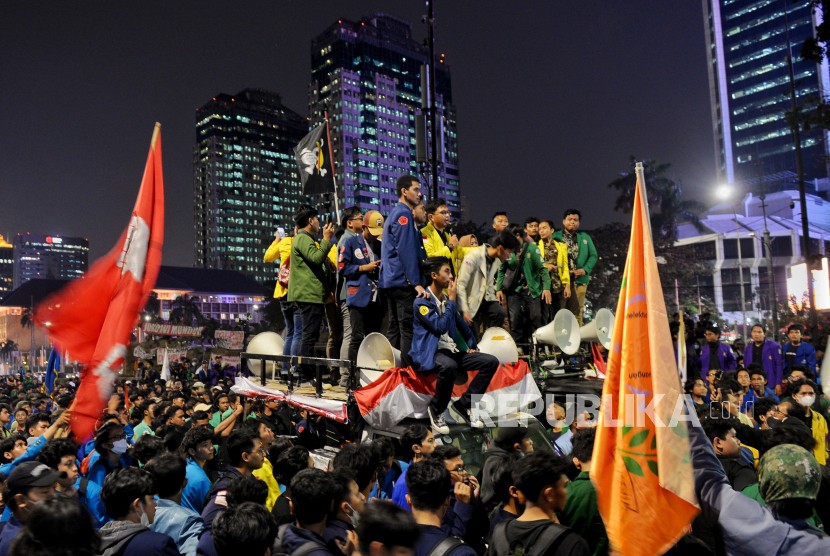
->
<box><xmin>798</xmin><ymin>395</ymin><xmax>816</xmax><ymax>408</ymax></box>
<box><xmin>345</xmin><ymin>503</ymin><xmax>360</xmax><ymax>528</ymax></box>
<box><xmin>138</xmin><ymin>501</ymin><xmax>151</xmax><ymax>527</ymax></box>
<box><xmin>111</xmin><ymin>439</ymin><xmax>129</xmax><ymax>455</ymax></box>
<box><xmin>23</xmin><ymin>496</ymin><xmax>44</xmax><ymax>513</ymax></box>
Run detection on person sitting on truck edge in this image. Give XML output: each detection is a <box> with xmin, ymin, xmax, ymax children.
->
<box><xmin>391</xmin><ymin>424</ymin><xmax>436</xmax><ymax>511</ymax></box>
<box><xmin>410</xmin><ymin>257</ymin><xmax>500</xmax><ymax>435</ymax></box>
<box><xmin>406</xmin><ymin>458</ymin><xmax>477</xmax><ymax>556</ymax></box>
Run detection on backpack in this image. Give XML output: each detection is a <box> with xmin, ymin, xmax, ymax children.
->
<box><xmin>500</xmin><ymin>242</ymin><xmax>530</xmax><ymax>291</ymax></box>
<box><xmin>278</xmin><ymin>256</ymin><xmax>291</xmax><ymax>288</ymax></box>
<box><xmin>428</xmin><ymin>536</ymin><xmax>465</xmax><ymax>556</ymax></box>
<box><xmin>272</xmin><ymin>523</ymin><xmax>328</xmax><ymax>556</ymax></box>
<box><xmin>488</xmin><ymin>520</ymin><xmax>572</xmax><ymax>556</ymax></box>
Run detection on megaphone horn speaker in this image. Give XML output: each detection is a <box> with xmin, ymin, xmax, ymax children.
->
<box><xmin>356</xmin><ymin>333</ymin><xmax>402</xmax><ymax>387</ymax></box>
<box><xmin>477</xmin><ymin>327</ymin><xmax>519</xmax><ymax>365</ymax></box>
<box><xmin>245</xmin><ymin>331</ymin><xmax>285</xmax><ymax>377</ymax></box>
<box><xmin>532</xmin><ymin>309</ymin><xmax>581</xmax><ymax>355</ymax></box>
<box><xmin>580</xmin><ymin>308</ymin><xmax>615</xmax><ymax>350</ymax></box>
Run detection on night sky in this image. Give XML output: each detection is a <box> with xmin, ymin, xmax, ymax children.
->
<box><xmin>1</xmin><ymin>1</ymin><xmax>716</xmax><ymax>266</ymax></box>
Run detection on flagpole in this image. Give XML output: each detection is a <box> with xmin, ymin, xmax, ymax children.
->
<box><xmin>324</xmin><ymin>112</ymin><xmax>341</xmax><ymax>222</ymax></box>
<box><xmin>634</xmin><ymin>162</ymin><xmax>652</xmax><ymax>239</ymax></box>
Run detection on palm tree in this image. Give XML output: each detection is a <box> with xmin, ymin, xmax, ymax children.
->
<box><xmin>607</xmin><ymin>157</ymin><xmax>705</xmax><ymax>240</ymax></box>
<box><xmin>0</xmin><ymin>339</ymin><xmax>18</xmax><ymax>364</ymax></box>
<box><xmin>19</xmin><ymin>307</ymin><xmax>34</xmax><ymax>329</ymax></box>
<box><xmin>169</xmin><ymin>294</ymin><xmax>202</xmax><ymax>325</ymax></box>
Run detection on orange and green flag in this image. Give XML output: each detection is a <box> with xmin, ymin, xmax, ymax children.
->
<box><xmin>590</xmin><ymin>162</ymin><xmax>698</xmax><ymax>556</ymax></box>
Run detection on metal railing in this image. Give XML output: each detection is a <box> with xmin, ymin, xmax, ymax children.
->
<box><xmin>240</xmin><ymin>352</ymin><xmax>357</xmax><ymax>399</ymax></box>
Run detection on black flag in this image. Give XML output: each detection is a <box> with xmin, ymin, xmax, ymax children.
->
<box><xmin>294</xmin><ymin>122</ymin><xmax>335</xmax><ymax>195</ymax></box>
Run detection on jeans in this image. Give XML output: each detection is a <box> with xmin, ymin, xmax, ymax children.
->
<box><xmin>280</xmin><ymin>300</ymin><xmax>303</xmax><ymax>370</ymax></box>
<box><xmin>383</xmin><ymin>287</ymin><xmax>416</xmax><ymax>367</ymax></box>
<box><xmin>339</xmin><ymin>303</ymin><xmax>352</xmax><ymax>361</ymax></box>
<box><xmin>472</xmin><ymin>300</ymin><xmax>507</xmax><ymax>341</ymax></box>
<box><xmin>349</xmin><ymin>300</ymin><xmax>387</xmax><ymax>363</ymax></box>
<box><xmin>422</xmin><ymin>350</ymin><xmax>500</xmax><ymax>412</ymax></box>
<box><xmin>506</xmin><ymin>288</ymin><xmax>543</xmax><ymax>345</ymax></box>
<box><xmin>297</xmin><ymin>302</ymin><xmax>326</xmax><ymax>380</ymax></box>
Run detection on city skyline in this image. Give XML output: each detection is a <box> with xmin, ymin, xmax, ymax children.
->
<box><xmin>2</xmin><ymin>2</ymin><xmax>716</xmax><ymax>265</ymax></box>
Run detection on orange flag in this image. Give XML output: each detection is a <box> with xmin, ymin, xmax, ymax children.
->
<box><xmin>590</xmin><ymin>162</ymin><xmax>698</xmax><ymax>556</ymax></box>
<box><xmin>35</xmin><ymin>124</ymin><xmax>164</xmax><ymax>440</ymax></box>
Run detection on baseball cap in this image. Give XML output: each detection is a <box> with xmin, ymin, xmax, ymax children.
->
<box><xmin>193</xmin><ymin>382</ymin><xmax>205</xmax><ymax>389</ymax></box>
<box><xmin>8</xmin><ymin>461</ymin><xmax>65</xmax><ymax>492</ymax></box>
<box><xmin>363</xmin><ymin>211</ymin><xmax>384</xmax><ymax>238</ymax></box>
<box><xmin>194</xmin><ymin>403</ymin><xmax>213</xmax><ymax>412</ymax></box>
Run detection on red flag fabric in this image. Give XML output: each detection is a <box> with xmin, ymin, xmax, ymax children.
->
<box><xmin>35</xmin><ymin>124</ymin><xmax>164</xmax><ymax>440</ymax></box>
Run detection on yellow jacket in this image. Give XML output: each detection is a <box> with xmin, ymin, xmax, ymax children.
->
<box><xmin>539</xmin><ymin>239</ymin><xmax>570</xmax><ymax>287</ymax></box>
<box><xmin>264</xmin><ymin>237</ymin><xmax>293</xmax><ymax>299</ymax></box>
<box><xmin>252</xmin><ymin>456</ymin><xmax>281</xmax><ymax>510</ymax></box>
<box><xmin>451</xmin><ymin>246</ymin><xmax>476</xmax><ymax>275</ymax></box>
<box><xmin>810</xmin><ymin>408</ymin><xmax>829</xmax><ymax>465</ymax></box>
<box><xmin>421</xmin><ymin>222</ymin><xmax>453</xmax><ymax>259</ymax></box>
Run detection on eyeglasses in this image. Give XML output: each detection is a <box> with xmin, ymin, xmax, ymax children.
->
<box><xmin>450</xmin><ymin>466</ymin><xmax>467</xmax><ymax>475</ymax></box>
<box><xmin>348</xmin><ymin>217</ymin><xmax>363</xmax><ymax>222</ymax></box>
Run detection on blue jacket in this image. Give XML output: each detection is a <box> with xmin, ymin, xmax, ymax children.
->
<box><xmin>150</xmin><ymin>499</ymin><xmax>204</xmax><ymax>556</ymax></box>
<box><xmin>380</xmin><ymin>202</ymin><xmax>425</xmax><ymax>289</ymax></box>
<box><xmin>182</xmin><ymin>459</ymin><xmax>212</xmax><ymax>514</ymax></box>
<box><xmin>0</xmin><ymin>517</ymin><xmax>22</xmax><ymax>556</ymax></box>
<box><xmin>282</xmin><ymin>524</ymin><xmax>336</xmax><ymax>556</ymax></box>
<box><xmin>322</xmin><ymin>518</ymin><xmax>352</xmax><ymax>555</ymax></box>
<box><xmin>0</xmin><ymin>433</ymin><xmax>47</xmax><ymax>479</ymax></box>
<box><xmin>200</xmin><ymin>466</ymin><xmax>243</xmax><ymax>531</ymax></box>
<box><xmin>195</xmin><ymin>529</ymin><xmax>217</xmax><ymax>556</ymax></box>
<box><xmin>699</xmin><ymin>342</ymin><xmax>737</xmax><ymax>378</ymax></box>
<box><xmin>410</xmin><ymin>295</ymin><xmax>477</xmax><ymax>372</ymax></box>
<box><xmin>370</xmin><ymin>460</ymin><xmax>409</xmax><ymax>501</ymax></box>
<box><xmin>76</xmin><ymin>476</ymin><xmax>108</xmax><ymax>528</ymax></box>
<box><xmin>783</xmin><ymin>342</ymin><xmax>817</xmax><ymax>376</ymax></box>
<box><xmin>391</xmin><ymin>466</ymin><xmax>410</xmax><ymax>510</ymax></box>
<box><xmin>87</xmin><ymin>450</ymin><xmax>133</xmax><ymax>487</ymax></box>
<box><xmin>744</xmin><ymin>340</ymin><xmax>784</xmax><ymax>388</ymax></box>
<box><xmin>339</xmin><ymin>233</ymin><xmax>382</xmax><ymax>308</ymax></box>
<box><xmin>413</xmin><ymin>524</ymin><xmax>477</xmax><ymax>556</ymax></box>
<box><xmin>741</xmin><ymin>387</ymin><xmax>780</xmax><ymax>414</ymax></box>
<box><xmin>98</xmin><ymin>522</ymin><xmax>181</xmax><ymax>556</ymax></box>
<box><xmin>688</xmin><ymin>418</ymin><xmax>830</xmax><ymax>553</ymax></box>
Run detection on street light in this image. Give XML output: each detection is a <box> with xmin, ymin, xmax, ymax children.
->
<box><xmin>717</xmin><ymin>186</ymin><xmax>747</xmax><ymax>340</ymax></box>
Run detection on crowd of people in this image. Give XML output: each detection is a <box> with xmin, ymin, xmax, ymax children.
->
<box><xmin>265</xmin><ymin>174</ymin><xmax>599</xmax><ymax>435</ymax></box>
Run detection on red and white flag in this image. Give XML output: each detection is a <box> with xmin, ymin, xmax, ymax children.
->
<box><xmin>36</xmin><ymin>124</ymin><xmax>164</xmax><ymax>440</ymax></box>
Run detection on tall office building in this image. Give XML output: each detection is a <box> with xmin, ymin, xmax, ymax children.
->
<box><xmin>308</xmin><ymin>14</ymin><xmax>461</xmax><ymax>220</ymax></box>
<box><xmin>193</xmin><ymin>88</ymin><xmax>308</xmax><ymax>283</ymax></box>
<box><xmin>703</xmin><ymin>0</ymin><xmax>830</xmax><ymax>191</ymax></box>
<box><xmin>0</xmin><ymin>235</ymin><xmax>13</xmax><ymax>295</ymax></box>
<box><xmin>13</xmin><ymin>233</ymin><xmax>88</xmax><ymax>288</ymax></box>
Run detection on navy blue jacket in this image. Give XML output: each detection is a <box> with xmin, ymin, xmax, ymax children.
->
<box><xmin>339</xmin><ymin>234</ymin><xmax>382</xmax><ymax>308</ymax></box>
<box><xmin>282</xmin><ymin>524</ymin><xmax>336</xmax><ymax>556</ymax></box>
<box><xmin>783</xmin><ymin>341</ymin><xmax>817</xmax><ymax>375</ymax></box>
<box><xmin>195</xmin><ymin>530</ymin><xmax>217</xmax><ymax>556</ymax></box>
<box><xmin>200</xmin><ymin>466</ymin><xmax>243</xmax><ymax>531</ymax></box>
<box><xmin>380</xmin><ymin>202</ymin><xmax>425</xmax><ymax>289</ymax></box>
<box><xmin>410</xmin><ymin>295</ymin><xmax>477</xmax><ymax>372</ymax></box>
<box><xmin>322</xmin><ymin>518</ymin><xmax>352</xmax><ymax>556</ymax></box>
<box><xmin>413</xmin><ymin>524</ymin><xmax>476</xmax><ymax>556</ymax></box>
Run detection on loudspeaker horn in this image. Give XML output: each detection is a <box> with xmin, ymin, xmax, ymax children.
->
<box><xmin>579</xmin><ymin>308</ymin><xmax>615</xmax><ymax>350</ymax></box>
<box><xmin>356</xmin><ymin>333</ymin><xmax>401</xmax><ymax>387</ymax></box>
<box><xmin>532</xmin><ymin>309</ymin><xmax>581</xmax><ymax>355</ymax></box>
<box><xmin>245</xmin><ymin>331</ymin><xmax>285</xmax><ymax>378</ymax></box>
<box><xmin>478</xmin><ymin>327</ymin><xmax>519</xmax><ymax>365</ymax></box>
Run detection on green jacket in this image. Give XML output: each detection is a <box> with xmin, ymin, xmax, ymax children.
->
<box><xmin>287</xmin><ymin>230</ymin><xmax>333</xmax><ymax>304</ymax></box>
<box><xmin>551</xmin><ymin>230</ymin><xmax>598</xmax><ymax>285</ymax></box>
<box><xmin>557</xmin><ymin>471</ymin><xmax>608</xmax><ymax>556</ymax></box>
<box><xmin>496</xmin><ymin>240</ymin><xmax>551</xmax><ymax>297</ymax></box>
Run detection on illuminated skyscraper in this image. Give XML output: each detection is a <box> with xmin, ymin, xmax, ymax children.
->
<box><xmin>13</xmin><ymin>233</ymin><xmax>88</xmax><ymax>288</ymax></box>
<box><xmin>0</xmin><ymin>235</ymin><xmax>13</xmax><ymax>295</ymax></box>
<box><xmin>193</xmin><ymin>89</ymin><xmax>308</xmax><ymax>283</ymax></box>
<box><xmin>703</xmin><ymin>0</ymin><xmax>830</xmax><ymax>192</ymax></box>
<box><xmin>308</xmin><ymin>14</ymin><xmax>461</xmax><ymax>219</ymax></box>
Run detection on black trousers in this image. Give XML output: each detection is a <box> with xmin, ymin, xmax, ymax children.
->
<box><xmin>506</xmin><ymin>289</ymin><xmax>543</xmax><ymax>345</ymax></box>
<box><xmin>297</xmin><ymin>302</ymin><xmax>325</xmax><ymax>380</ymax></box>
<box><xmin>348</xmin><ymin>299</ymin><xmax>387</xmax><ymax>363</ymax></box>
<box><xmin>422</xmin><ymin>350</ymin><xmax>500</xmax><ymax>413</ymax></box>
<box><xmin>472</xmin><ymin>300</ymin><xmax>507</xmax><ymax>341</ymax></box>
<box><xmin>382</xmin><ymin>287</ymin><xmax>416</xmax><ymax>367</ymax></box>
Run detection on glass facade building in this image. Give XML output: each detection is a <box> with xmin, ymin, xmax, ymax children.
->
<box><xmin>308</xmin><ymin>14</ymin><xmax>461</xmax><ymax>220</ymax></box>
<box><xmin>0</xmin><ymin>235</ymin><xmax>13</xmax><ymax>295</ymax></box>
<box><xmin>13</xmin><ymin>233</ymin><xmax>88</xmax><ymax>288</ymax></box>
<box><xmin>193</xmin><ymin>88</ymin><xmax>308</xmax><ymax>283</ymax></box>
<box><xmin>703</xmin><ymin>0</ymin><xmax>830</xmax><ymax>188</ymax></box>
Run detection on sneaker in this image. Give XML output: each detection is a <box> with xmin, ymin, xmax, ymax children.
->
<box><xmin>450</xmin><ymin>401</ymin><xmax>471</xmax><ymax>425</ymax></box>
<box><xmin>469</xmin><ymin>411</ymin><xmax>485</xmax><ymax>429</ymax></box>
<box><xmin>428</xmin><ymin>406</ymin><xmax>450</xmax><ymax>435</ymax></box>
<box><xmin>452</xmin><ymin>401</ymin><xmax>485</xmax><ymax>429</ymax></box>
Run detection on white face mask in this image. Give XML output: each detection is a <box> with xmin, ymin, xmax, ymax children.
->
<box><xmin>798</xmin><ymin>395</ymin><xmax>816</xmax><ymax>408</ymax></box>
<box><xmin>345</xmin><ymin>503</ymin><xmax>360</xmax><ymax>528</ymax></box>
<box><xmin>138</xmin><ymin>501</ymin><xmax>151</xmax><ymax>527</ymax></box>
<box><xmin>111</xmin><ymin>439</ymin><xmax>129</xmax><ymax>455</ymax></box>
